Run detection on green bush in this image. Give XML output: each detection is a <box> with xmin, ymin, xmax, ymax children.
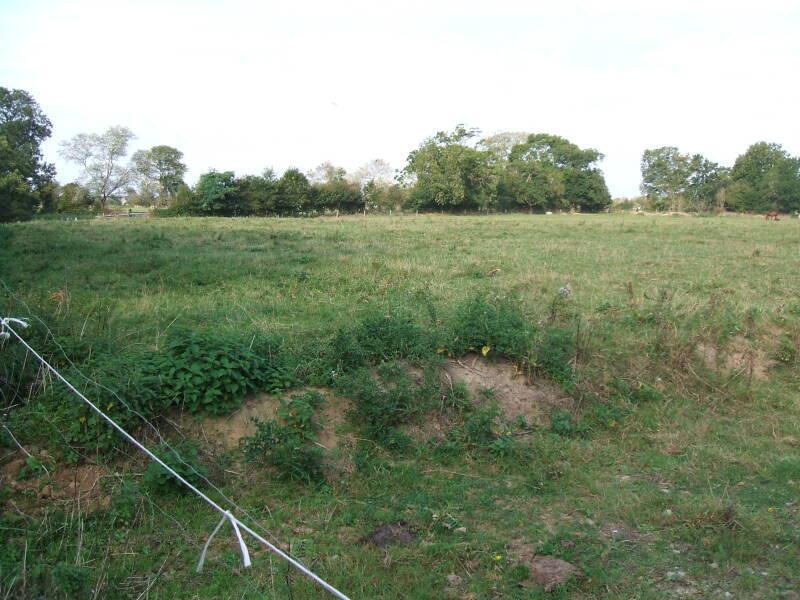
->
<box><xmin>243</xmin><ymin>391</ymin><xmax>326</xmax><ymax>484</ymax></box>
<box><xmin>450</xmin><ymin>295</ymin><xmax>534</xmax><ymax>358</ymax></box>
<box><xmin>108</xmin><ymin>481</ymin><xmax>142</xmax><ymax>527</ymax></box>
<box><xmin>450</xmin><ymin>401</ymin><xmax>500</xmax><ymax>449</ymax></box>
<box><xmin>294</xmin><ymin>310</ymin><xmax>436</xmax><ymax>385</ymax></box>
<box><xmin>156</xmin><ymin>330</ymin><xmax>294</xmax><ymax>415</ymax></box>
<box><xmin>775</xmin><ymin>333</ymin><xmax>797</xmax><ymax>364</ymax></box>
<box><xmin>143</xmin><ymin>441</ymin><xmax>208</xmax><ymax>493</ymax></box>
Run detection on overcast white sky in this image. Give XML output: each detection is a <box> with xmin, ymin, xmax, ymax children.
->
<box><xmin>1</xmin><ymin>0</ymin><xmax>798</xmax><ymax>197</ymax></box>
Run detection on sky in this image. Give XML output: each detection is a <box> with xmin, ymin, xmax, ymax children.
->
<box><xmin>1</xmin><ymin>0</ymin><xmax>799</xmax><ymax>198</ymax></box>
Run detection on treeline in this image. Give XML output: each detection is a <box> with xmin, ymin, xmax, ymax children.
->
<box><xmin>3</xmin><ymin>85</ymin><xmax>800</xmax><ymax>222</ymax></box>
<box><xmin>54</xmin><ymin>125</ymin><xmax>614</xmax><ymax>217</ymax></box>
<box><xmin>639</xmin><ymin>143</ymin><xmax>800</xmax><ymax>213</ymax></box>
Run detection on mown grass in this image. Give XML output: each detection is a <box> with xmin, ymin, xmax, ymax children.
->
<box><xmin>1</xmin><ymin>213</ymin><xmax>799</xmax><ymax>599</ymax></box>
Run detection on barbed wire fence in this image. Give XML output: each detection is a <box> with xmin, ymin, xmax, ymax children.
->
<box><xmin>0</xmin><ymin>296</ymin><xmax>353</xmax><ymax>600</ymax></box>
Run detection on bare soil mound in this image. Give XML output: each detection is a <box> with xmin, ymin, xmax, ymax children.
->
<box><xmin>181</xmin><ymin>389</ymin><xmax>351</xmax><ymax>451</ymax></box>
<box><xmin>443</xmin><ymin>354</ymin><xmax>570</xmax><ymax>425</ymax></box>
<box><xmin>510</xmin><ymin>541</ymin><xmax>583</xmax><ymax>591</ymax></box>
<box><xmin>696</xmin><ymin>335</ymin><xmax>775</xmax><ymax>381</ymax></box>
<box><xmin>1</xmin><ymin>452</ymin><xmax>110</xmax><ymax>506</ymax></box>
<box><xmin>360</xmin><ymin>521</ymin><xmax>416</xmax><ymax>547</ymax></box>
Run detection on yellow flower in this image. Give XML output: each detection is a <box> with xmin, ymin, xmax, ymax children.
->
<box><xmin>768</xmin><ymin>507</ymin><xmax>777</xmax><ymax>513</ymax></box>
<box><xmin>494</xmin><ymin>555</ymin><xmax>503</xmax><ymax>561</ymax></box>
<box><xmin>79</xmin><ymin>416</ymin><xmax>86</xmax><ymax>423</ymax></box>
<box><xmin>481</xmin><ymin>346</ymin><xmax>491</xmax><ymax>357</ymax></box>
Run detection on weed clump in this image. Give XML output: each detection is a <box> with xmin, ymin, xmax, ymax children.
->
<box><xmin>21</xmin><ymin>330</ymin><xmax>294</xmax><ymax>454</ymax></box>
<box><xmin>450</xmin><ymin>295</ymin><xmax>535</xmax><ymax>359</ymax></box>
<box><xmin>143</xmin><ymin>441</ymin><xmax>208</xmax><ymax>493</ymax></box>
<box><xmin>156</xmin><ymin>330</ymin><xmax>293</xmax><ymax>415</ymax></box>
<box><xmin>295</xmin><ymin>309</ymin><xmax>437</xmax><ymax>385</ymax></box>
<box><xmin>549</xmin><ymin>408</ymin><xmax>588</xmax><ymax>437</ymax></box>
<box><xmin>535</xmin><ymin>327</ymin><xmax>576</xmax><ymax>384</ymax></box>
<box><xmin>335</xmin><ymin>368</ymin><xmax>419</xmax><ymax>450</ymax></box>
<box><xmin>243</xmin><ymin>391</ymin><xmax>326</xmax><ymax>484</ymax></box>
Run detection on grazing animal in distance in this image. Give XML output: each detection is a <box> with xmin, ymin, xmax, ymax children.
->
<box><xmin>765</xmin><ymin>211</ymin><xmax>779</xmax><ymax>221</ymax></box>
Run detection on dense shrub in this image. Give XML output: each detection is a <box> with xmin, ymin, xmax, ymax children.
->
<box><xmin>335</xmin><ymin>367</ymin><xmax>423</xmax><ymax>449</ymax></box>
<box><xmin>155</xmin><ymin>330</ymin><xmax>294</xmax><ymax>415</ymax></box>
<box><xmin>549</xmin><ymin>408</ymin><xmax>588</xmax><ymax>437</ymax></box>
<box><xmin>27</xmin><ymin>352</ymin><xmax>167</xmax><ymax>453</ymax></box>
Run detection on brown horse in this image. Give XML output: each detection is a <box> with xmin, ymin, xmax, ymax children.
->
<box><xmin>765</xmin><ymin>211</ymin><xmax>780</xmax><ymax>221</ymax></box>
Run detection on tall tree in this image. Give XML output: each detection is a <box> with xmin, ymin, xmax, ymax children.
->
<box><xmin>640</xmin><ymin>147</ymin><xmax>690</xmax><ymax>211</ymax></box>
<box><xmin>0</xmin><ymin>87</ymin><xmax>55</xmax><ymax>221</ymax></box>
<box><xmin>132</xmin><ymin>145</ymin><xmax>187</xmax><ymax>202</ymax></box>
<box><xmin>497</xmin><ymin>159</ymin><xmax>564</xmax><ymax>212</ymax></box>
<box><xmin>499</xmin><ymin>133</ymin><xmax>609</xmax><ymax>212</ymax></box>
<box><xmin>56</xmin><ymin>182</ymin><xmax>94</xmax><ymax>212</ymax></box>
<box><xmin>195</xmin><ymin>170</ymin><xmax>243</xmax><ymax>215</ymax></box>
<box><xmin>277</xmin><ymin>168</ymin><xmax>315</xmax><ymax>215</ymax></box>
<box><xmin>59</xmin><ymin>126</ymin><xmax>136</xmax><ymax>210</ymax></box>
<box><xmin>728</xmin><ymin>142</ymin><xmax>800</xmax><ymax>212</ymax></box>
<box><xmin>236</xmin><ymin>169</ymin><xmax>279</xmax><ymax>215</ymax></box>
<box><xmin>307</xmin><ymin>162</ymin><xmax>346</xmax><ymax>185</ymax></box>
<box><xmin>402</xmin><ymin>125</ymin><xmax>494</xmax><ymax>210</ymax></box>
<box><xmin>348</xmin><ymin>158</ymin><xmax>394</xmax><ymax>188</ymax></box>
<box><xmin>478</xmin><ymin>132</ymin><xmax>529</xmax><ymax>164</ymax></box>
<box><xmin>685</xmin><ymin>154</ymin><xmax>728</xmax><ymax>211</ymax></box>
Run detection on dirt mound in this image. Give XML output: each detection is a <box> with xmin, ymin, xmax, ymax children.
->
<box><xmin>444</xmin><ymin>354</ymin><xmax>570</xmax><ymax>426</ymax></box>
<box><xmin>182</xmin><ymin>389</ymin><xmax>351</xmax><ymax>451</ymax></box>
<box><xmin>510</xmin><ymin>541</ymin><xmax>583</xmax><ymax>591</ymax></box>
<box><xmin>696</xmin><ymin>336</ymin><xmax>775</xmax><ymax>381</ymax></box>
<box><xmin>1</xmin><ymin>453</ymin><xmax>110</xmax><ymax>506</ymax></box>
<box><xmin>360</xmin><ymin>521</ymin><xmax>416</xmax><ymax>547</ymax></box>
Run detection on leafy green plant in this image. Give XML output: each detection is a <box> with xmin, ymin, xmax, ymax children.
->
<box><xmin>16</xmin><ymin>456</ymin><xmax>49</xmax><ymax>481</ymax></box>
<box><xmin>549</xmin><ymin>408</ymin><xmax>588</xmax><ymax>437</ymax></box>
<box><xmin>156</xmin><ymin>330</ymin><xmax>293</xmax><ymax>415</ymax></box>
<box><xmin>535</xmin><ymin>326</ymin><xmax>575</xmax><ymax>383</ymax></box>
<box><xmin>336</xmin><ymin>367</ymin><xmax>424</xmax><ymax>447</ymax></box>
<box><xmin>243</xmin><ymin>392</ymin><xmax>326</xmax><ymax>484</ymax></box>
<box><xmin>30</xmin><ymin>351</ymin><xmax>165</xmax><ymax>453</ymax></box>
<box><xmin>143</xmin><ymin>441</ymin><xmax>208</xmax><ymax>494</ymax></box>
<box><xmin>450</xmin><ymin>294</ymin><xmax>534</xmax><ymax>358</ymax></box>
<box><xmin>488</xmin><ymin>435</ymin><xmax>516</xmax><ymax>457</ymax></box>
<box><xmin>447</xmin><ymin>401</ymin><xmax>501</xmax><ymax>453</ymax></box>
<box><xmin>52</xmin><ymin>563</ymin><xmax>91</xmax><ymax>597</ymax></box>
<box><xmin>352</xmin><ymin>311</ymin><xmax>435</xmax><ymax>362</ymax></box>
<box><xmin>108</xmin><ymin>481</ymin><xmax>142</xmax><ymax>527</ymax></box>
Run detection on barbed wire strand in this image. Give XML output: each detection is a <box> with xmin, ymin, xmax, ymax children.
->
<box><xmin>1</xmin><ymin>317</ymin><xmax>352</xmax><ymax>600</ymax></box>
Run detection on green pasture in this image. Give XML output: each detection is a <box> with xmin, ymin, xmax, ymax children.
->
<box><xmin>0</xmin><ymin>213</ymin><xmax>798</xmax><ymax>599</ymax></box>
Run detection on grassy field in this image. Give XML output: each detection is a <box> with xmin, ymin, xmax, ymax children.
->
<box><xmin>1</xmin><ymin>213</ymin><xmax>799</xmax><ymax>599</ymax></box>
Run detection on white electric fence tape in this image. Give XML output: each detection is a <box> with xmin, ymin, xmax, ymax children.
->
<box><xmin>1</xmin><ymin>318</ymin><xmax>352</xmax><ymax>600</ymax></box>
